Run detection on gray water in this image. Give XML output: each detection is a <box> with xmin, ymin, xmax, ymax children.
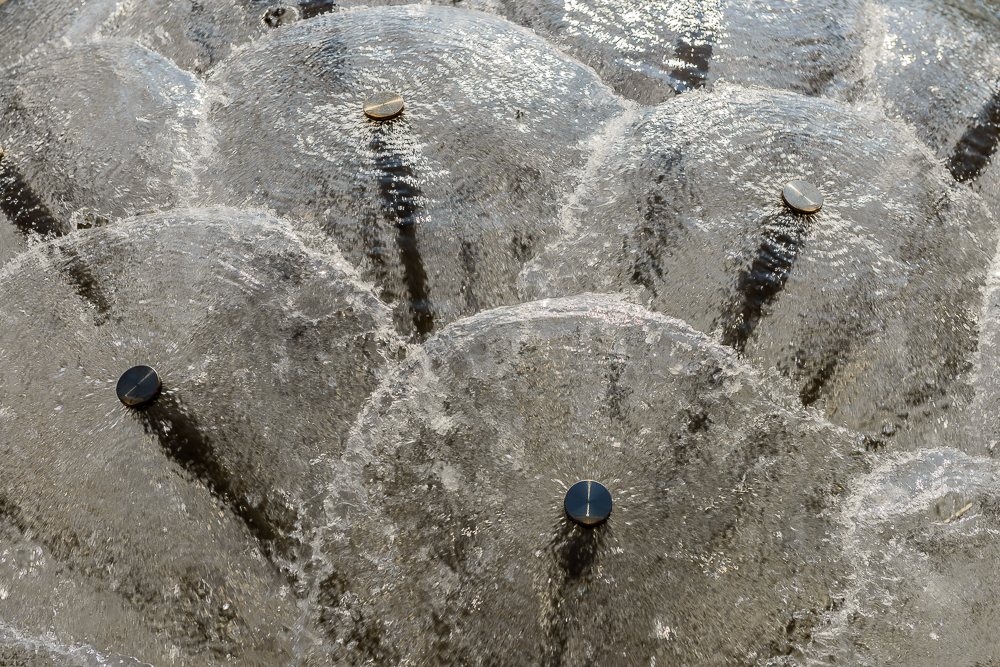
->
<box><xmin>1</xmin><ymin>0</ymin><xmax>999</xmax><ymax>665</ymax></box>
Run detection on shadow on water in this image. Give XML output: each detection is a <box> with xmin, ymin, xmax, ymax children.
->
<box><xmin>0</xmin><ymin>151</ymin><xmax>66</xmax><ymax>237</ymax></box>
<box><xmin>0</xmin><ymin>151</ymin><xmax>121</xmax><ymax>327</ymax></box>
<box><xmin>720</xmin><ymin>211</ymin><xmax>811</xmax><ymax>352</ymax></box>
<box><xmin>669</xmin><ymin>39</ymin><xmax>713</xmax><ymax>93</ymax></box>
<box><xmin>668</xmin><ymin>7</ymin><xmax>715</xmax><ymax>95</ymax></box>
<box><xmin>367</xmin><ymin>120</ymin><xmax>434</xmax><ymax>339</ymax></box>
<box><xmin>59</xmin><ymin>247</ymin><xmax>114</xmax><ymax>326</ymax></box>
<box><xmin>135</xmin><ymin>390</ymin><xmax>299</xmax><ymax>562</ymax></box>
<box><xmin>541</xmin><ymin>519</ymin><xmax>606</xmax><ymax>666</ymax></box>
<box><xmin>799</xmin><ymin>354</ymin><xmax>840</xmax><ymax>407</ymax></box>
<box><xmin>949</xmin><ymin>88</ymin><xmax>1000</xmax><ymax>182</ymax></box>
<box><xmin>298</xmin><ymin>0</ymin><xmax>337</xmax><ymax>19</ymax></box>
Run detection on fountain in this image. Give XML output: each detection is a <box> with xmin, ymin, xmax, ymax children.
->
<box><xmin>0</xmin><ymin>0</ymin><xmax>999</xmax><ymax>664</ymax></box>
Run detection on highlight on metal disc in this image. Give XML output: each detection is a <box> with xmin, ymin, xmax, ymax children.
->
<box><xmin>564</xmin><ymin>480</ymin><xmax>612</xmax><ymax>526</ymax></box>
<box><xmin>116</xmin><ymin>365</ymin><xmax>161</xmax><ymax>408</ymax></box>
<box><xmin>364</xmin><ymin>92</ymin><xmax>405</xmax><ymax>120</ymax></box>
<box><xmin>781</xmin><ymin>180</ymin><xmax>823</xmax><ymax>214</ymax></box>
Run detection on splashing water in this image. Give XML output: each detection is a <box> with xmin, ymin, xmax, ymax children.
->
<box><xmin>1</xmin><ymin>0</ymin><xmax>1000</xmax><ymax>664</ymax></box>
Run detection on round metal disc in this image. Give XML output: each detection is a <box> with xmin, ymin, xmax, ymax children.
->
<box><xmin>782</xmin><ymin>180</ymin><xmax>823</xmax><ymax>214</ymax></box>
<box><xmin>116</xmin><ymin>365</ymin><xmax>161</xmax><ymax>408</ymax></box>
<box><xmin>564</xmin><ymin>480</ymin><xmax>612</xmax><ymax>526</ymax></box>
<box><xmin>363</xmin><ymin>92</ymin><xmax>404</xmax><ymax>120</ymax></box>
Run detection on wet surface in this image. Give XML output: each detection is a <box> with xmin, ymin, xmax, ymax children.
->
<box><xmin>262</xmin><ymin>5</ymin><xmax>301</xmax><ymax>28</ymax></box>
<box><xmin>719</xmin><ymin>211</ymin><xmax>812</xmax><ymax>353</ymax></box>
<box><xmin>138</xmin><ymin>389</ymin><xmax>288</xmax><ymax>558</ymax></box>
<box><xmin>317</xmin><ymin>296</ymin><xmax>866</xmax><ymax>665</ymax></box>
<box><xmin>495</xmin><ymin>0</ymin><xmax>721</xmax><ymax>104</ymax></box>
<box><xmin>1</xmin><ymin>0</ymin><xmax>1000</xmax><ymax>664</ymax></box>
<box><xmin>205</xmin><ymin>5</ymin><xmax>623</xmax><ymax>338</ymax></box>
<box><xmin>826</xmin><ymin>450</ymin><xmax>1000</xmax><ymax>666</ymax></box>
<box><xmin>520</xmin><ymin>86</ymin><xmax>994</xmax><ymax>436</ymax></box>
<box><xmin>863</xmin><ymin>0</ymin><xmax>1000</xmax><ymax>161</ymax></box>
<box><xmin>949</xmin><ymin>90</ymin><xmax>1000</xmax><ymax>183</ymax></box>
<box><xmin>0</xmin><ymin>0</ymin><xmax>277</xmax><ymax>75</ymax></box>
<box><xmin>0</xmin><ymin>208</ymin><xmax>399</xmax><ymax>664</ymax></box>
<box><xmin>368</xmin><ymin>124</ymin><xmax>435</xmax><ymax>337</ymax></box>
<box><xmin>0</xmin><ymin>153</ymin><xmax>67</xmax><ymax>236</ymax></box>
<box><xmin>298</xmin><ymin>0</ymin><xmax>337</xmax><ymax>19</ymax></box>
<box><xmin>0</xmin><ymin>42</ymin><xmax>203</xmax><ymax>224</ymax></box>
<box><xmin>262</xmin><ymin>0</ymin><xmax>1000</xmax><ymax>184</ymax></box>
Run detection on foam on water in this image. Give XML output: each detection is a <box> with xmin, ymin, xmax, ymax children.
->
<box><xmin>0</xmin><ymin>620</ymin><xmax>152</xmax><ymax>667</ymax></box>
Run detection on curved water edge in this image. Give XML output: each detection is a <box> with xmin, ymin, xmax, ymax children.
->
<box><xmin>1</xmin><ymin>0</ymin><xmax>1000</xmax><ymax>664</ymax></box>
<box><xmin>521</xmin><ymin>84</ymin><xmax>995</xmax><ymax>436</ymax></box>
<box><xmin>0</xmin><ymin>41</ymin><xmax>204</xmax><ymax>225</ymax></box>
<box><xmin>0</xmin><ymin>208</ymin><xmax>401</xmax><ymax>664</ymax></box>
<box><xmin>203</xmin><ymin>5</ymin><xmax>624</xmax><ymax>339</ymax></box>
<box><xmin>317</xmin><ymin>294</ymin><xmax>865</xmax><ymax>665</ymax></box>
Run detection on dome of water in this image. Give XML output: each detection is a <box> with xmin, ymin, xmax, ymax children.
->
<box><xmin>832</xmin><ymin>450</ymin><xmax>1000</xmax><ymax>666</ymax></box>
<box><xmin>204</xmin><ymin>5</ymin><xmax>623</xmax><ymax>337</ymax></box>
<box><xmin>1</xmin><ymin>0</ymin><xmax>1000</xmax><ymax>663</ymax></box>
<box><xmin>521</xmin><ymin>85</ymin><xmax>995</xmax><ymax>436</ymax></box>
<box><xmin>0</xmin><ymin>208</ymin><xmax>399</xmax><ymax>664</ymax></box>
<box><xmin>0</xmin><ymin>42</ymin><xmax>203</xmax><ymax>230</ymax></box>
<box><xmin>317</xmin><ymin>295</ymin><xmax>865</xmax><ymax>665</ymax></box>
<box><xmin>0</xmin><ymin>0</ymin><xmax>277</xmax><ymax>74</ymax></box>
<box><xmin>294</xmin><ymin>0</ymin><xmax>1000</xmax><ymax>176</ymax></box>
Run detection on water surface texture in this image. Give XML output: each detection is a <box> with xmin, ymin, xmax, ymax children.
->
<box><xmin>520</xmin><ymin>85</ymin><xmax>995</xmax><ymax>436</ymax></box>
<box><xmin>0</xmin><ymin>208</ymin><xmax>399</xmax><ymax>665</ymax></box>
<box><xmin>0</xmin><ymin>41</ymin><xmax>203</xmax><ymax>226</ymax></box>
<box><xmin>1</xmin><ymin>0</ymin><xmax>1000</xmax><ymax>665</ymax></box>
<box><xmin>318</xmin><ymin>295</ymin><xmax>866</xmax><ymax>665</ymax></box>
<box><xmin>205</xmin><ymin>6</ymin><xmax>623</xmax><ymax>337</ymax></box>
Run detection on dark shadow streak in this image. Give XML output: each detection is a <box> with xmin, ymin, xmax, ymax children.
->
<box><xmin>669</xmin><ymin>40</ymin><xmax>713</xmax><ymax>93</ymax></box>
<box><xmin>541</xmin><ymin>520</ymin><xmax>605</xmax><ymax>667</ymax></box>
<box><xmin>0</xmin><ymin>492</ymin><xmax>29</xmax><ymax>536</ymax></box>
<box><xmin>369</xmin><ymin>123</ymin><xmax>434</xmax><ymax>338</ymax></box>
<box><xmin>60</xmin><ymin>248</ymin><xmax>113</xmax><ymax>326</ymax></box>
<box><xmin>0</xmin><ymin>150</ymin><xmax>66</xmax><ymax>236</ymax></box>
<box><xmin>721</xmin><ymin>212</ymin><xmax>811</xmax><ymax>353</ymax></box>
<box><xmin>0</xmin><ymin>151</ymin><xmax>118</xmax><ymax>324</ymax></box>
<box><xmin>799</xmin><ymin>356</ymin><xmax>839</xmax><ymax>407</ymax></box>
<box><xmin>0</xmin><ymin>489</ymin><xmax>85</xmax><ymax>564</ymax></box>
<box><xmin>298</xmin><ymin>0</ymin><xmax>336</xmax><ymax>19</ymax></box>
<box><xmin>136</xmin><ymin>391</ymin><xmax>298</xmax><ymax>561</ymax></box>
<box><xmin>948</xmin><ymin>89</ymin><xmax>1000</xmax><ymax>182</ymax></box>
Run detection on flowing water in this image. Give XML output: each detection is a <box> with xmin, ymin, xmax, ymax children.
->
<box><xmin>0</xmin><ymin>0</ymin><xmax>999</xmax><ymax>665</ymax></box>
